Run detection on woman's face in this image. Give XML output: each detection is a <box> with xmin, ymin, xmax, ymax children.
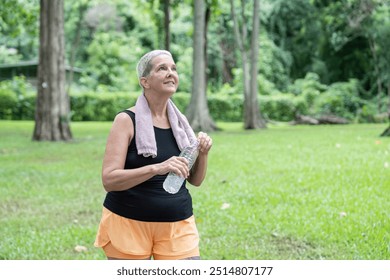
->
<box><xmin>144</xmin><ymin>54</ymin><xmax>179</xmax><ymax>95</ymax></box>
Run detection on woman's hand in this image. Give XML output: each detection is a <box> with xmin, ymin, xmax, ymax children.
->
<box><xmin>156</xmin><ymin>156</ymin><xmax>190</xmax><ymax>178</ymax></box>
<box><xmin>186</xmin><ymin>132</ymin><xmax>212</xmax><ymax>186</ymax></box>
<box><xmin>197</xmin><ymin>131</ymin><xmax>212</xmax><ymax>155</ymax></box>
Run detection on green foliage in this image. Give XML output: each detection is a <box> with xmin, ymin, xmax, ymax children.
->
<box><xmin>170</xmin><ymin>92</ymin><xmax>190</xmax><ymax>113</ymax></box>
<box><xmin>370</xmin><ymin>3</ymin><xmax>390</xmax><ymax>92</ymax></box>
<box><xmin>1</xmin><ymin>0</ymin><xmax>390</xmax><ymax>104</ymax></box>
<box><xmin>259</xmin><ymin>74</ymin><xmax>283</xmax><ymax>96</ymax></box>
<box><xmin>260</xmin><ymin>93</ymin><xmax>307</xmax><ymax>121</ymax></box>
<box><xmin>0</xmin><ymin>82</ymin><xmax>386</xmax><ymax>123</ymax></box>
<box><xmin>314</xmin><ymin>79</ymin><xmax>364</xmax><ymax>119</ymax></box>
<box><xmin>289</xmin><ymin>72</ymin><xmax>328</xmax><ymax>95</ymax></box>
<box><xmin>0</xmin><ymin>45</ymin><xmax>22</xmax><ymax>64</ymax></box>
<box><xmin>288</xmin><ymin>72</ymin><xmax>328</xmax><ymax>114</ymax></box>
<box><xmin>175</xmin><ymin>48</ymin><xmax>193</xmax><ymax>93</ymax></box>
<box><xmin>0</xmin><ymin>76</ymin><xmax>35</xmax><ymax>120</ymax></box>
<box><xmin>70</xmin><ymin>92</ymin><xmax>136</xmax><ymax>121</ymax></box>
<box><xmin>287</xmin><ymin>73</ymin><xmax>378</xmax><ymax>121</ymax></box>
<box><xmin>357</xmin><ymin>101</ymin><xmax>387</xmax><ymax>124</ymax></box>
<box><xmin>208</xmin><ymin>94</ymin><xmax>243</xmax><ymax>122</ymax></box>
<box><xmin>266</xmin><ymin>0</ymin><xmax>321</xmax><ymax>80</ymax></box>
<box><xmin>0</xmin><ymin>0</ymin><xmax>38</xmax><ymax>37</ymax></box>
<box><xmin>0</xmin><ymin>0</ymin><xmax>39</xmax><ymax>62</ymax></box>
<box><xmin>259</xmin><ymin>33</ymin><xmax>292</xmax><ymax>90</ymax></box>
<box><xmin>81</xmin><ymin>32</ymin><xmax>143</xmax><ymax>91</ymax></box>
<box><xmin>0</xmin><ymin>88</ymin><xmax>17</xmax><ymax>120</ymax></box>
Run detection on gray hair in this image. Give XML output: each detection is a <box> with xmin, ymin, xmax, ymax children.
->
<box><xmin>136</xmin><ymin>50</ymin><xmax>172</xmax><ymax>81</ymax></box>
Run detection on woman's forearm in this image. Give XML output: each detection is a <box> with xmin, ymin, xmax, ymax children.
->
<box><xmin>102</xmin><ymin>165</ymin><xmax>159</xmax><ymax>192</ymax></box>
<box><xmin>187</xmin><ymin>154</ymin><xmax>208</xmax><ymax>186</ymax></box>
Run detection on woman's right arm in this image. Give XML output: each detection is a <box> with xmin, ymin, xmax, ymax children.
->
<box><xmin>101</xmin><ymin>112</ymin><xmax>189</xmax><ymax>192</ymax></box>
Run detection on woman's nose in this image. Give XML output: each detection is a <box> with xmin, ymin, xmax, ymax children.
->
<box><xmin>167</xmin><ymin>68</ymin><xmax>173</xmax><ymax>76</ymax></box>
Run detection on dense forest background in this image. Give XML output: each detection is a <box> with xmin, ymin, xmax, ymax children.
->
<box><xmin>1</xmin><ymin>0</ymin><xmax>389</xmax><ymax>128</ymax></box>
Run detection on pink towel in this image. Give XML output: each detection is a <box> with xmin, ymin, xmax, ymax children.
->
<box><xmin>135</xmin><ymin>94</ymin><xmax>196</xmax><ymax>158</ymax></box>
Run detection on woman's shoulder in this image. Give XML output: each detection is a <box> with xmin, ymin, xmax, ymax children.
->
<box><xmin>117</xmin><ymin>107</ymin><xmax>135</xmax><ymax>117</ymax></box>
<box><xmin>114</xmin><ymin>109</ymin><xmax>133</xmax><ymax>123</ymax></box>
<box><xmin>126</xmin><ymin>106</ymin><xmax>135</xmax><ymax>113</ymax></box>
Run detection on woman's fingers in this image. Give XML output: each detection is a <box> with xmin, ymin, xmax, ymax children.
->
<box><xmin>158</xmin><ymin>156</ymin><xmax>189</xmax><ymax>178</ymax></box>
<box><xmin>172</xmin><ymin>157</ymin><xmax>189</xmax><ymax>178</ymax></box>
<box><xmin>197</xmin><ymin>131</ymin><xmax>212</xmax><ymax>154</ymax></box>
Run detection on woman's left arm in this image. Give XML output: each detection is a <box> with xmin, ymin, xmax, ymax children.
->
<box><xmin>187</xmin><ymin>132</ymin><xmax>213</xmax><ymax>186</ymax></box>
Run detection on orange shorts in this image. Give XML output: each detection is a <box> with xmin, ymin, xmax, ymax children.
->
<box><xmin>94</xmin><ymin>207</ymin><xmax>200</xmax><ymax>260</ymax></box>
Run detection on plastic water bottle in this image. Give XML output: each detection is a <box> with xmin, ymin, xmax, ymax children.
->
<box><xmin>163</xmin><ymin>140</ymin><xmax>199</xmax><ymax>194</ymax></box>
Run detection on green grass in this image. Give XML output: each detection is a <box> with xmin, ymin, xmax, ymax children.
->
<box><xmin>0</xmin><ymin>120</ymin><xmax>389</xmax><ymax>260</ymax></box>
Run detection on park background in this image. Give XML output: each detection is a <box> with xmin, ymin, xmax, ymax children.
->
<box><xmin>0</xmin><ymin>0</ymin><xmax>389</xmax><ymax>260</ymax></box>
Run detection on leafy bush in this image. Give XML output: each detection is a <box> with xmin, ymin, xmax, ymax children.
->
<box><xmin>0</xmin><ymin>88</ymin><xmax>18</xmax><ymax>120</ymax></box>
<box><xmin>355</xmin><ymin>96</ymin><xmax>389</xmax><ymax>124</ymax></box>
<box><xmin>259</xmin><ymin>34</ymin><xmax>292</xmax><ymax>91</ymax></box>
<box><xmin>81</xmin><ymin>32</ymin><xmax>143</xmax><ymax>91</ymax></box>
<box><xmin>174</xmin><ymin>92</ymin><xmax>243</xmax><ymax>122</ymax></box>
<box><xmin>0</xmin><ymin>76</ymin><xmax>36</xmax><ymax>120</ymax></box>
<box><xmin>357</xmin><ymin>102</ymin><xmax>380</xmax><ymax>123</ymax></box>
<box><xmin>0</xmin><ymin>79</ymin><xmax>385</xmax><ymax>123</ymax></box>
<box><xmin>17</xmin><ymin>92</ymin><xmax>36</xmax><ymax>120</ymax></box>
<box><xmin>289</xmin><ymin>72</ymin><xmax>327</xmax><ymax>110</ymax></box>
<box><xmin>174</xmin><ymin>48</ymin><xmax>193</xmax><ymax>93</ymax></box>
<box><xmin>260</xmin><ymin>94</ymin><xmax>307</xmax><ymax>121</ymax></box>
<box><xmin>259</xmin><ymin>74</ymin><xmax>284</xmax><ymax>96</ymax></box>
<box><xmin>70</xmin><ymin>92</ymin><xmax>138</xmax><ymax>121</ymax></box>
<box><xmin>171</xmin><ymin>92</ymin><xmax>190</xmax><ymax>113</ymax></box>
<box><xmin>288</xmin><ymin>73</ymin><xmax>326</xmax><ymax>95</ymax></box>
<box><xmin>314</xmin><ymin>79</ymin><xmax>364</xmax><ymax>120</ymax></box>
<box><xmin>208</xmin><ymin>94</ymin><xmax>243</xmax><ymax>122</ymax></box>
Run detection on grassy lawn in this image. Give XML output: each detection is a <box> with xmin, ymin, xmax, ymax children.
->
<box><xmin>0</xmin><ymin>120</ymin><xmax>389</xmax><ymax>260</ymax></box>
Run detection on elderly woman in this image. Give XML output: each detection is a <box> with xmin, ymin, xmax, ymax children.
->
<box><xmin>94</xmin><ymin>50</ymin><xmax>212</xmax><ymax>260</ymax></box>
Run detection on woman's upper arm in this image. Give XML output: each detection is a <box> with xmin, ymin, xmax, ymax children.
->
<box><xmin>102</xmin><ymin>113</ymin><xmax>134</xmax><ymax>177</ymax></box>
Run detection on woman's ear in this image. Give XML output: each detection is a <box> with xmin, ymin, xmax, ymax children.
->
<box><xmin>140</xmin><ymin>77</ymin><xmax>149</xmax><ymax>89</ymax></box>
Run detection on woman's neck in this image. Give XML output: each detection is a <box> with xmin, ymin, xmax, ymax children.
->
<box><xmin>144</xmin><ymin>92</ymin><xmax>170</xmax><ymax>127</ymax></box>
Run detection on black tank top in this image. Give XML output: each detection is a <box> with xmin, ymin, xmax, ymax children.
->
<box><xmin>103</xmin><ymin>110</ymin><xmax>193</xmax><ymax>222</ymax></box>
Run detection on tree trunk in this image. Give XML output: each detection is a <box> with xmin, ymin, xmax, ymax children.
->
<box><xmin>368</xmin><ymin>37</ymin><xmax>383</xmax><ymax>112</ymax></box>
<box><xmin>163</xmin><ymin>0</ymin><xmax>170</xmax><ymax>51</ymax></box>
<box><xmin>186</xmin><ymin>0</ymin><xmax>217</xmax><ymax>132</ymax></box>
<box><xmin>230</xmin><ymin>0</ymin><xmax>248</xmax><ymax>94</ymax></box>
<box><xmin>33</xmin><ymin>0</ymin><xmax>72</xmax><ymax>141</ymax></box>
<box><xmin>67</xmin><ymin>2</ymin><xmax>88</xmax><ymax>95</ymax></box>
<box><xmin>239</xmin><ymin>0</ymin><xmax>250</xmax><ymax>103</ymax></box>
<box><xmin>380</xmin><ymin>82</ymin><xmax>390</xmax><ymax>137</ymax></box>
<box><xmin>220</xmin><ymin>40</ymin><xmax>234</xmax><ymax>84</ymax></box>
<box><xmin>204</xmin><ymin>4</ymin><xmax>210</xmax><ymax>88</ymax></box>
<box><xmin>246</xmin><ymin>0</ymin><xmax>266</xmax><ymax>129</ymax></box>
<box><xmin>230</xmin><ymin>0</ymin><xmax>265</xmax><ymax>129</ymax></box>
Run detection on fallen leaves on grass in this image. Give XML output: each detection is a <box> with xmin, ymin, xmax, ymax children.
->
<box><xmin>74</xmin><ymin>245</ymin><xmax>88</xmax><ymax>253</ymax></box>
<box><xmin>339</xmin><ymin>212</ymin><xmax>347</xmax><ymax>218</ymax></box>
<box><xmin>221</xmin><ymin>203</ymin><xmax>231</xmax><ymax>210</ymax></box>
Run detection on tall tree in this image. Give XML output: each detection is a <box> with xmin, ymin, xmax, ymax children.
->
<box><xmin>230</xmin><ymin>0</ymin><xmax>266</xmax><ymax>129</ymax></box>
<box><xmin>33</xmin><ymin>0</ymin><xmax>72</xmax><ymax>141</ymax></box>
<box><xmin>148</xmin><ymin>0</ymin><xmax>173</xmax><ymax>50</ymax></box>
<box><xmin>370</xmin><ymin>0</ymin><xmax>390</xmax><ymax>136</ymax></box>
<box><xmin>66</xmin><ymin>0</ymin><xmax>89</xmax><ymax>94</ymax></box>
<box><xmin>163</xmin><ymin>0</ymin><xmax>171</xmax><ymax>51</ymax></box>
<box><xmin>267</xmin><ymin>0</ymin><xmax>318</xmax><ymax>81</ymax></box>
<box><xmin>186</xmin><ymin>0</ymin><xmax>217</xmax><ymax>132</ymax></box>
